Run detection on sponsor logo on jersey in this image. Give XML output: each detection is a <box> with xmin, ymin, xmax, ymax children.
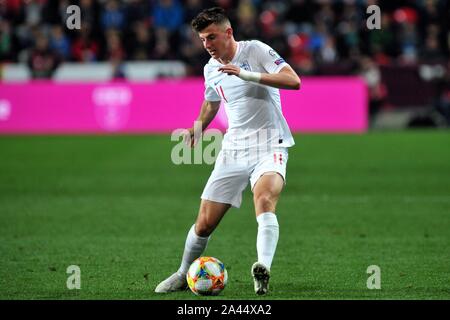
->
<box><xmin>213</xmin><ymin>78</ymin><xmax>224</xmax><ymax>86</ymax></box>
<box><xmin>274</xmin><ymin>58</ymin><xmax>285</xmax><ymax>65</ymax></box>
<box><xmin>239</xmin><ymin>61</ymin><xmax>251</xmax><ymax>71</ymax></box>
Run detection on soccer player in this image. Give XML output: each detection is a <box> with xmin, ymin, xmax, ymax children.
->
<box><xmin>155</xmin><ymin>7</ymin><xmax>300</xmax><ymax>295</ymax></box>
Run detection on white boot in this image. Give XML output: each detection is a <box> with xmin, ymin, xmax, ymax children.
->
<box><xmin>251</xmin><ymin>262</ymin><xmax>270</xmax><ymax>295</ymax></box>
<box><xmin>154</xmin><ymin>272</ymin><xmax>187</xmax><ymax>293</ymax></box>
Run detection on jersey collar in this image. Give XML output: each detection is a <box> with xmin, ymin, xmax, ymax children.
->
<box><xmin>230</xmin><ymin>41</ymin><xmax>241</xmax><ymax>64</ymax></box>
<box><xmin>216</xmin><ymin>41</ymin><xmax>241</xmax><ymax>65</ymax></box>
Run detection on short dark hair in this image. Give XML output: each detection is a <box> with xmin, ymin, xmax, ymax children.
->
<box><xmin>191</xmin><ymin>7</ymin><xmax>230</xmax><ymax>32</ymax></box>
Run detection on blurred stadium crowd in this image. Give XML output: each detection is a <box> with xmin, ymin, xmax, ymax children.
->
<box><xmin>0</xmin><ymin>0</ymin><xmax>449</xmax><ymax>124</ymax></box>
<box><xmin>1</xmin><ymin>0</ymin><xmax>449</xmax><ymax>73</ymax></box>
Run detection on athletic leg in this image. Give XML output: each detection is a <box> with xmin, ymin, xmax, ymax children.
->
<box><xmin>251</xmin><ymin>172</ymin><xmax>285</xmax><ymax>295</ymax></box>
<box><xmin>155</xmin><ymin>200</ymin><xmax>230</xmax><ymax>293</ymax></box>
<box><xmin>176</xmin><ymin>199</ymin><xmax>230</xmax><ymax>275</ymax></box>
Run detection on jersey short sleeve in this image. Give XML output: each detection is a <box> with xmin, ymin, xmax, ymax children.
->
<box><xmin>203</xmin><ymin>66</ymin><xmax>222</xmax><ymax>102</ymax></box>
<box><xmin>252</xmin><ymin>40</ymin><xmax>289</xmax><ymax>74</ymax></box>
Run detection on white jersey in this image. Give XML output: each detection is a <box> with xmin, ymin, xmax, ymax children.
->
<box><xmin>203</xmin><ymin>40</ymin><xmax>295</xmax><ymax>151</ymax></box>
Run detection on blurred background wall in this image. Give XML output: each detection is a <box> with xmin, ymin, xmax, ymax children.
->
<box><xmin>0</xmin><ymin>0</ymin><xmax>449</xmax><ymax>130</ymax></box>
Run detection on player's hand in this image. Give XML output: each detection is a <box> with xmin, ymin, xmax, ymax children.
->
<box><xmin>182</xmin><ymin>128</ymin><xmax>194</xmax><ymax>148</ymax></box>
<box><xmin>183</xmin><ymin>128</ymin><xmax>201</xmax><ymax>148</ymax></box>
<box><xmin>218</xmin><ymin>65</ymin><xmax>240</xmax><ymax>76</ymax></box>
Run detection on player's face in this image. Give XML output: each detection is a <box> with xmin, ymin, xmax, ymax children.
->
<box><xmin>198</xmin><ymin>23</ymin><xmax>231</xmax><ymax>60</ymax></box>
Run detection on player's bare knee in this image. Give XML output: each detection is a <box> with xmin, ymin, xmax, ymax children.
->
<box><xmin>254</xmin><ymin>192</ymin><xmax>277</xmax><ymax>213</ymax></box>
<box><xmin>195</xmin><ymin>214</ymin><xmax>218</xmax><ymax>236</ymax></box>
<box><xmin>195</xmin><ymin>222</ymin><xmax>214</xmax><ymax>237</ymax></box>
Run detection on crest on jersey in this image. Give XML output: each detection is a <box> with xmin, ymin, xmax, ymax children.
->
<box><xmin>239</xmin><ymin>61</ymin><xmax>251</xmax><ymax>71</ymax></box>
<box><xmin>269</xmin><ymin>49</ymin><xmax>280</xmax><ymax>58</ymax></box>
<box><xmin>269</xmin><ymin>49</ymin><xmax>284</xmax><ymax>65</ymax></box>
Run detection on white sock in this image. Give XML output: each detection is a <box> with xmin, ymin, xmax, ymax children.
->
<box><xmin>177</xmin><ymin>224</ymin><xmax>210</xmax><ymax>275</ymax></box>
<box><xmin>256</xmin><ymin>212</ymin><xmax>279</xmax><ymax>270</ymax></box>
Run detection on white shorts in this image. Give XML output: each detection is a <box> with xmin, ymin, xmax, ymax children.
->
<box><xmin>201</xmin><ymin>147</ymin><xmax>289</xmax><ymax>208</ymax></box>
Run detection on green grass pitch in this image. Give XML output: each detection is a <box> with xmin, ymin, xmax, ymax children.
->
<box><xmin>0</xmin><ymin>130</ymin><xmax>449</xmax><ymax>300</ymax></box>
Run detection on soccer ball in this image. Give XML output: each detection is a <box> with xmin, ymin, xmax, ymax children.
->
<box><xmin>187</xmin><ymin>256</ymin><xmax>228</xmax><ymax>296</ymax></box>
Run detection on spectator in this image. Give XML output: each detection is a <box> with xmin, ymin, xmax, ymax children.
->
<box><xmin>71</xmin><ymin>23</ymin><xmax>99</xmax><ymax>62</ymax></box>
<box><xmin>318</xmin><ymin>35</ymin><xmax>338</xmax><ymax>64</ymax></box>
<box><xmin>152</xmin><ymin>27</ymin><xmax>176</xmax><ymax>60</ymax></box>
<box><xmin>128</xmin><ymin>20</ymin><xmax>154</xmax><ymax>61</ymax></box>
<box><xmin>101</xmin><ymin>0</ymin><xmax>126</xmax><ymax>31</ymax></box>
<box><xmin>285</xmin><ymin>0</ymin><xmax>315</xmax><ymax>25</ymax></box>
<box><xmin>287</xmin><ymin>33</ymin><xmax>316</xmax><ymax>75</ymax></box>
<box><xmin>111</xmin><ymin>56</ymin><xmax>126</xmax><ymax>80</ymax></box>
<box><xmin>21</xmin><ymin>0</ymin><xmax>44</xmax><ymax>27</ymax></box>
<box><xmin>152</xmin><ymin>0</ymin><xmax>184</xmax><ymax>33</ymax></box>
<box><xmin>435</xmin><ymin>60</ymin><xmax>450</xmax><ymax>125</ymax></box>
<box><xmin>234</xmin><ymin>0</ymin><xmax>259</xmax><ymax>40</ymax></box>
<box><xmin>358</xmin><ymin>56</ymin><xmax>387</xmax><ymax>120</ymax></box>
<box><xmin>27</xmin><ymin>32</ymin><xmax>60</xmax><ymax>79</ymax></box>
<box><xmin>0</xmin><ymin>20</ymin><xmax>17</xmax><ymax>62</ymax></box>
<box><xmin>0</xmin><ymin>0</ymin><xmax>446</xmax><ymax>84</ymax></box>
<box><xmin>49</xmin><ymin>25</ymin><xmax>70</xmax><ymax>61</ymax></box>
<box><xmin>79</xmin><ymin>0</ymin><xmax>101</xmax><ymax>31</ymax></box>
<box><xmin>180</xmin><ymin>27</ymin><xmax>210</xmax><ymax>75</ymax></box>
<box><xmin>420</xmin><ymin>33</ymin><xmax>445</xmax><ymax>63</ymax></box>
<box><xmin>367</xmin><ymin>12</ymin><xmax>396</xmax><ymax>64</ymax></box>
<box><xmin>397</xmin><ymin>21</ymin><xmax>419</xmax><ymax>65</ymax></box>
<box><xmin>104</xmin><ymin>29</ymin><xmax>125</xmax><ymax>61</ymax></box>
<box><xmin>125</xmin><ymin>0</ymin><xmax>150</xmax><ymax>24</ymax></box>
<box><xmin>184</xmin><ymin>0</ymin><xmax>208</xmax><ymax>25</ymax></box>
<box><xmin>104</xmin><ymin>29</ymin><xmax>126</xmax><ymax>79</ymax></box>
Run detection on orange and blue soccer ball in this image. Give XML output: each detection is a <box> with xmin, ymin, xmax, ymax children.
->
<box><xmin>187</xmin><ymin>257</ymin><xmax>228</xmax><ymax>296</ymax></box>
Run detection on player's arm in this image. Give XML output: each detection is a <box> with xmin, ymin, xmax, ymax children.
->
<box><xmin>184</xmin><ymin>100</ymin><xmax>221</xmax><ymax>147</ymax></box>
<box><xmin>195</xmin><ymin>99</ymin><xmax>221</xmax><ymax>131</ymax></box>
<box><xmin>259</xmin><ymin>65</ymin><xmax>300</xmax><ymax>90</ymax></box>
<box><xmin>218</xmin><ymin>64</ymin><xmax>301</xmax><ymax>90</ymax></box>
